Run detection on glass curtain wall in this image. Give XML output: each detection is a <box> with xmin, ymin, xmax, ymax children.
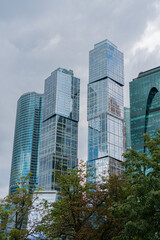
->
<box><xmin>130</xmin><ymin>67</ymin><xmax>160</xmax><ymax>153</ymax></box>
<box><xmin>38</xmin><ymin>68</ymin><xmax>80</xmax><ymax>190</ymax></box>
<box><xmin>9</xmin><ymin>92</ymin><xmax>43</xmax><ymax>193</ymax></box>
<box><xmin>87</xmin><ymin>40</ymin><xmax>125</xmax><ymax>180</ymax></box>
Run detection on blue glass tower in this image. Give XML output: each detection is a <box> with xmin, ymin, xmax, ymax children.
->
<box><xmin>87</xmin><ymin>40</ymin><xmax>124</xmax><ymax>179</ymax></box>
<box><xmin>38</xmin><ymin>68</ymin><xmax>80</xmax><ymax>190</ymax></box>
<box><xmin>9</xmin><ymin>92</ymin><xmax>43</xmax><ymax>193</ymax></box>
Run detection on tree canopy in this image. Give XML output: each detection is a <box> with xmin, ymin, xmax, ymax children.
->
<box><xmin>36</xmin><ymin>162</ymin><xmax>126</xmax><ymax>240</ymax></box>
<box><xmin>114</xmin><ymin>132</ymin><xmax>160</xmax><ymax>240</ymax></box>
<box><xmin>37</xmin><ymin>132</ymin><xmax>160</xmax><ymax>240</ymax></box>
<box><xmin>0</xmin><ymin>173</ymin><xmax>41</xmax><ymax>240</ymax></box>
<box><xmin>1</xmin><ymin>132</ymin><xmax>160</xmax><ymax>239</ymax></box>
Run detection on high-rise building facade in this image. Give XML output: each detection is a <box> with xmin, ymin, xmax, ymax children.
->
<box><xmin>87</xmin><ymin>39</ymin><xmax>124</xmax><ymax>179</ymax></box>
<box><xmin>130</xmin><ymin>66</ymin><xmax>160</xmax><ymax>153</ymax></box>
<box><xmin>9</xmin><ymin>92</ymin><xmax>43</xmax><ymax>193</ymax></box>
<box><xmin>124</xmin><ymin>107</ymin><xmax>131</xmax><ymax>150</ymax></box>
<box><xmin>38</xmin><ymin>68</ymin><xmax>80</xmax><ymax>190</ymax></box>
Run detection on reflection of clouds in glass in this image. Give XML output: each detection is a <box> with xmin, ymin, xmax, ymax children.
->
<box><xmin>39</xmin><ymin>68</ymin><xmax>80</xmax><ymax>191</ymax></box>
<box><xmin>87</xmin><ymin>40</ymin><xmax>124</xmax><ymax>180</ymax></box>
<box><xmin>89</xmin><ymin>40</ymin><xmax>124</xmax><ymax>86</ymax></box>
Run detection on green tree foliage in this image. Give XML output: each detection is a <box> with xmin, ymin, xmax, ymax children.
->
<box><xmin>2</xmin><ymin>132</ymin><xmax>160</xmax><ymax>239</ymax></box>
<box><xmin>4</xmin><ymin>173</ymin><xmax>33</xmax><ymax>231</ymax></box>
<box><xmin>37</xmin><ymin>132</ymin><xmax>160</xmax><ymax>240</ymax></box>
<box><xmin>36</xmin><ymin>162</ymin><xmax>101</xmax><ymax>239</ymax></box>
<box><xmin>114</xmin><ymin>132</ymin><xmax>160</xmax><ymax>240</ymax></box>
<box><xmin>1</xmin><ymin>173</ymin><xmax>41</xmax><ymax>240</ymax></box>
<box><xmin>0</xmin><ymin>206</ymin><xmax>9</xmax><ymax>239</ymax></box>
<box><xmin>36</xmin><ymin>162</ymin><xmax>126</xmax><ymax>240</ymax></box>
<box><xmin>94</xmin><ymin>174</ymin><xmax>127</xmax><ymax>240</ymax></box>
<box><xmin>9</xmin><ymin>228</ymin><xmax>28</xmax><ymax>240</ymax></box>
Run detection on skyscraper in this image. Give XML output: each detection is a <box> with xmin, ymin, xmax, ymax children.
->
<box><xmin>87</xmin><ymin>39</ymin><xmax>124</xmax><ymax>179</ymax></box>
<box><xmin>130</xmin><ymin>66</ymin><xmax>160</xmax><ymax>153</ymax></box>
<box><xmin>9</xmin><ymin>92</ymin><xmax>43</xmax><ymax>193</ymax></box>
<box><xmin>38</xmin><ymin>68</ymin><xmax>80</xmax><ymax>191</ymax></box>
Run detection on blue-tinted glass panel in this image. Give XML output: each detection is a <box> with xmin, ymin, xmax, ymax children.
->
<box><xmin>10</xmin><ymin>92</ymin><xmax>43</xmax><ymax>193</ymax></box>
<box><xmin>87</xmin><ymin>40</ymin><xmax>124</xmax><ymax>179</ymax></box>
<box><xmin>89</xmin><ymin>40</ymin><xmax>124</xmax><ymax>85</ymax></box>
<box><xmin>39</xmin><ymin>68</ymin><xmax>80</xmax><ymax>191</ymax></box>
<box><xmin>43</xmin><ymin>68</ymin><xmax>80</xmax><ymax>122</ymax></box>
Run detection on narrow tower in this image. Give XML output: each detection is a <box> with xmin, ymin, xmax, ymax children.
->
<box><xmin>38</xmin><ymin>68</ymin><xmax>80</xmax><ymax>190</ymax></box>
<box><xmin>87</xmin><ymin>40</ymin><xmax>124</xmax><ymax>179</ymax></box>
<box><xmin>9</xmin><ymin>92</ymin><xmax>43</xmax><ymax>193</ymax></box>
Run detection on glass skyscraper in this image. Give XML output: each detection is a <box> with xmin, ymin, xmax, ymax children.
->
<box><xmin>130</xmin><ymin>66</ymin><xmax>160</xmax><ymax>153</ymax></box>
<box><xmin>38</xmin><ymin>68</ymin><xmax>80</xmax><ymax>191</ymax></box>
<box><xmin>87</xmin><ymin>39</ymin><xmax>124</xmax><ymax>179</ymax></box>
<box><xmin>9</xmin><ymin>92</ymin><xmax>43</xmax><ymax>193</ymax></box>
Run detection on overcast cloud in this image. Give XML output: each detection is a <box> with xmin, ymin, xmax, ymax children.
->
<box><xmin>0</xmin><ymin>0</ymin><xmax>160</xmax><ymax>198</ymax></box>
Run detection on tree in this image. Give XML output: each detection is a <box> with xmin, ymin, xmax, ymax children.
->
<box><xmin>1</xmin><ymin>173</ymin><xmax>41</xmax><ymax>240</ymax></box>
<box><xmin>114</xmin><ymin>132</ymin><xmax>160</xmax><ymax>240</ymax></box>
<box><xmin>35</xmin><ymin>131</ymin><xmax>160</xmax><ymax>239</ymax></box>
<box><xmin>0</xmin><ymin>205</ymin><xmax>10</xmax><ymax>239</ymax></box>
<box><xmin>36</xmin><ymin>162</ymin><xmax>127</xmax><ymax>240</ymax></box>
<box><xmin>36</xmin><ymin>162</ymin><xmax>104</xmax><ymax>239</ymax></box>
<box><xmin>94</xmin><ymin>174</ymin><xmax>127</xmax><ymax>240</ymax></box>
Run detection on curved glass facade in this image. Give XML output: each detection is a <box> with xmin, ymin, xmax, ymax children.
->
<box><xmin>87</xmin><ymin>40</ymin><xmax>124</xmax><ymax>179</ymax></box>
<box><xmin>9</xmin><ymin>92</ymin><xmax>43</xmax><ymax>193</ymax></box>
<box><xmin>130</xmin><ymin>67</ymin><xmax>160</xmax><ymax>153</ymax></box>
<box><xmin>38</xmin><ymin>68</ymin><xmax>80</xmax><ymax>191</ymax></box>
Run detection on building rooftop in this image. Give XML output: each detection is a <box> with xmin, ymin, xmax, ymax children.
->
<box><xmin>51</xmin><ymin>67</ymin><xmax>74</xmax><ymax>76</ymax></box>
<box><xmin>132</xmin><ymin>66</ymin><xmax>160</xmax><ymax>81</ymax></box>
<box><xmin>20</xmin><ymin>92</ymin><xmax>43</xmax><ymax>98</ymax></box>
<box><xmin>94</xmin><ymin>39</ymin><xmax>117</xmax><ymax>49</ymax></box>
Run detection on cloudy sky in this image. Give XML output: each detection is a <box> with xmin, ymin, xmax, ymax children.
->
<box><xmin>0</xmin><ymin>0</ymin><xmax>160</xmax><ymax>198</ymax></box>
